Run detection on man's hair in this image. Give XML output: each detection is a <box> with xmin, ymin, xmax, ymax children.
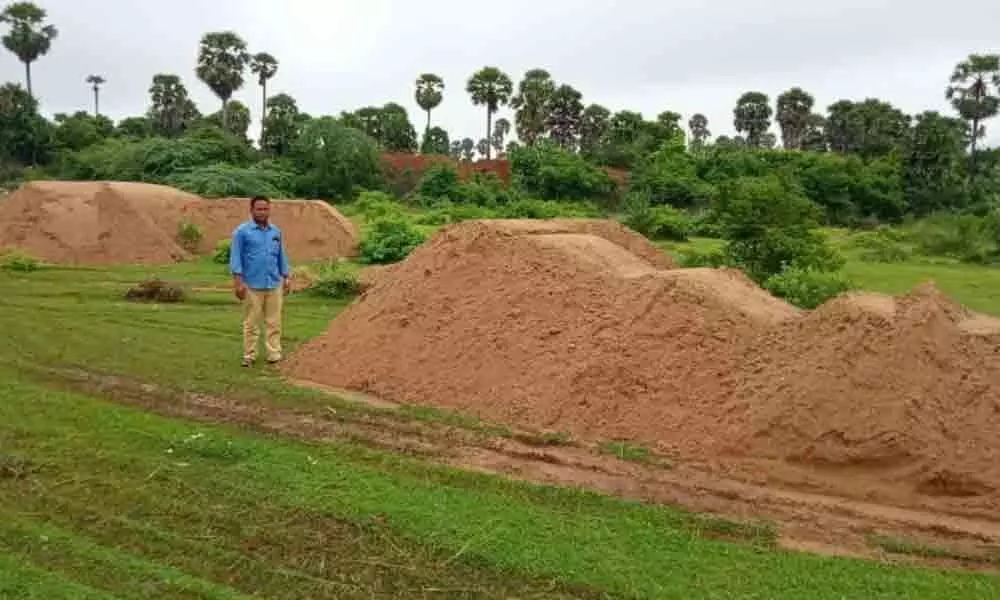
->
<box><xmin>250</xmin><ymin>195</ymin><xmax>270</xmax><ymax>208</ymax></box>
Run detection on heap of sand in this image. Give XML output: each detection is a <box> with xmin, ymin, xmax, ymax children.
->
<box><xmin>284</xmin><ymin>219</ymin><xmax>798</xmax><ymax>443</ymax></box>
<box><xmin>0</xmin><ymin>181</ymin><xmax>358</xmax><ymax>265</ymax></box>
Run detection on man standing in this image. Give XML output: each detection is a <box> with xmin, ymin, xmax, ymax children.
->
<box><xmin>229</xmin><ymin>196</ymin><xmax>291</xmax><ymax>367</ymax></box>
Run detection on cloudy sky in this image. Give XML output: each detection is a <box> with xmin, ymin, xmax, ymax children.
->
<box><xmin>2</xmin><ymin>0</ymin><xmax>999</xmax><ymax>146</ymax></box>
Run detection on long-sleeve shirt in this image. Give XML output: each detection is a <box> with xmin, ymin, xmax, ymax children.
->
<box><xmin>229</xmin><ymin>220</ymin><xmax>290</xmax><ymax>290</ymax></box>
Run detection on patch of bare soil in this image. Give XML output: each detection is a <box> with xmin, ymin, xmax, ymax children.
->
<box><xmin>0</xmin><ymin>181</ymin><xmax>358</xmax><ymax>265</ymax></box>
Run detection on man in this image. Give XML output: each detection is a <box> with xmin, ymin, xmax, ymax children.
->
<box><xmin>229</xmin><ymin>195</ymin><xmax>291</xmax><ymax>367</ymax></box>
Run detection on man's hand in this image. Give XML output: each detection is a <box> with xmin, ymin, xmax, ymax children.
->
<box><xmin>233</xmin><ymin>276</ymin><xmax>247</xmax><ymax>301</ymax></box>
<box><xmin>282</xmin><ymin>277</ymin><xmax>291</xmax><ymax>296</ymax></box>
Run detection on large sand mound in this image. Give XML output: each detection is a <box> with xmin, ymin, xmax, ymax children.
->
<box><xmin>0</xmin><ymin>181</ymin><xmax>357</xmax><ymax>265</ymax></box>
<box><xmin>285</xmin><ymin>219</ymin><xmax>797</xmax><ymax>443</ymax></box>
<box><xmin>721</xmin><ymin>284</ymin><xmax>1000</xmax><ymax>497</ymax></box>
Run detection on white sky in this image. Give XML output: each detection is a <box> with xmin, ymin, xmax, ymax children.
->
<box><xmin>2</xmin><ymin>0</ymin><xmax>999</xmax><ymax>146</ymax></box>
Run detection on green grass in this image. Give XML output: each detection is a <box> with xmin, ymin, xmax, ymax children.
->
<box><xmin>2</xmin><ymin>251</ymin><xmax>999</xmax><ymax>597</ymax></box>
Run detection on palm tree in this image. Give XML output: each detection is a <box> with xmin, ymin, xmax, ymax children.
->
<box><xmin>415</xmin><ymin>73</ymin><xmax>444</xmax><ymax>135</ymax></box>
<box><xmin>776</xmin><ymin>87</ymin><xmax>815</xmax><ymax>150</ymax></box>
<box><xmin>466</xmin><ymin>67</ymin><xmax>513</xmax><ymax>159</ymax></box>
<box><xmin>86</xmin><ymin>74</ymin><xmax>105</xmax><ymax>116</ymax></box>
<box><xmin>250</xmin><ymin>52</ymin><xmax>278</xmax><ymax>144</ymax></box>
<box><xmin>0</xmin><ymin>2</ymin><xmax>58</xmax><ymax>99</ymax></box>
<box><xmin>946</xmin><ymin>53</ymin><xmax>1000</xmax><ymax>177</ymax></box>
<box><xmin>510</xmin><ymin>69</ymin><xmax>555</xmax><ymax>146</ymax></box>
<box><xmin>196</xmin><ymin>31</ymin><xmax>250</xmax><ymax>130</ymax></box>
<box><xmin>492</xmin><ymin>117</ymin><xmax>511</xmax><ymax>157</ymax></box>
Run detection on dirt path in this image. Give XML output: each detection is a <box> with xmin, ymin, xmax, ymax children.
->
<box><xmin>44</xmin><ymin>367</ymin><xmax>1000</xmax><ymax>574</ymax></box>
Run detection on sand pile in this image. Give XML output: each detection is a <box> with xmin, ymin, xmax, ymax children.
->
<box><xmin>722</xmin><ymin>284</ymin><xmax>1000</xmax><ymax>497</ymax></box>
<box><xmin>285</xmin><ymin>219</ymin><xmax>798</xmax><ymax>442</ymax></box>
<box><xmin>0</xmin><ymin>181</ymin><xmax>358</xmax><ymax>265</ymax></box>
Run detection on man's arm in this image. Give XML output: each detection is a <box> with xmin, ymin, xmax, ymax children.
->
<box><xmin>229</xmin><ymin>228</ymin><xmax>246</xmax><ymax>299</ymax></box>
<box><xmin>278</xmin><ymin>233</ymin><xmax>291</xmax><ymax>294</ymax></box>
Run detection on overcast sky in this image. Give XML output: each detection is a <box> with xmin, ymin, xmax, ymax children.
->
<box><xmin>2</xmin><ymin>0</ymin><xmax>999</xmax><ymax>147</ymax></box>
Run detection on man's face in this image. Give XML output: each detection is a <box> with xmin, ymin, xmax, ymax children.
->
<box><xmin>251</xmin><ymin>200</ymin><xmax>270</xmax><ymax>224</ymax></box>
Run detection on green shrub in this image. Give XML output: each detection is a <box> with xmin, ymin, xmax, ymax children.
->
<box><xmin>498</xmin><ymin>198</ymin><xmax>599</xmax><ymax>219</ymax></box>
<box><xmin>355</xmin><ymin>190</ymin><xmax>405</xmax><ymax>219</ymax></box>
<box><xmin>291</xmin><ymin>117</ymin><xmax>383</xmax><ymax>200</ymax></box>
<box><xmin>620</xmin><ymin>192</ymin><xmax>690</xmax><ymax>241</ymax></box>
<box><xmin>309</xmin><ymin>262</ymin><xmax>362</xmax><ymax>299</ymax></box>
<box><xmin>359</xmin><ymin>216</ymin><xmax>426</xmax><ymax>264</ymax></box>
<box><xmin>908</xmin><ymin>213</ymin><xmax>998</xmax><ymax>264</ymax></box>
<box><xmin>415</xmin><ymin>163</ymin><xmax>460</xmax><ymax>200</ymax></box>
<box><xmin>764</xmin><ymin>267</ymin><xmax>854</xmax><ymax>309</ymax></box>
<box><xmin>0</xmin><ymin>250</ymin><xmax>40</xmax><ymax>272</ymax></box>
<box><xmin>212</xmin><ymin>239</ymin><xmax>231</xmax><ymax>265</ymax></box>
<box><xmin>510</xmin><ymin>140</ymin><xmax>615</xmax><ymax>201</ymax></box>
<box><xmin>689</xmin><ymin>211</ymin><xmax>723</xmax><ymax>238</ymax></box>
<box><xmin>674</xmin><ymin>247</ymin><xmax>729</xmax><ymax>268</ymax></box>
<box><xmin>166</xmin><ymin>163</ymin><xmax>294</xmax><ymax>199</ymax></box>
<box><xmin>849</xmin><ymin>229</ymin><xmax>911</xmax><ymax>263</ymax></box>
<box><xmin>176</xmin><ymin>221</ymin><xmax>203</xmax><ymax>253</ymax></box>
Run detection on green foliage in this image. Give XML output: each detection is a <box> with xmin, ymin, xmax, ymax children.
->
<box><xmin>630</xmin><ymin>141</ymin><xmax>713</xmax><ymax>208</ymax></box>
<box><xmin>195</xmin><ymin>31</ymin><xmax>250</xmax><ymax>109</ymax></box>
<box><xmin>903</xmin><ymin>111</ymin><xmax>970</xmax><ymax>215</ymax></box>
<box><xmin>764</xmin><ymin>267</ymin><xmax>854</xmax><ymax>309</ymax></box>
<box><xmin>291</xmin><ymin>117</ymin><xmax>382</xmax><ymax>200</ymax></box>
<box><xmin>497</xmin><ymin>198</ymin><xmax>600</xmax><ymax>219</ymax></box>
<box><xmin>713</xmin><ymin>175</ymin><xmax>844</xmax><ymax>282</ymax></box>
<box><xmin>309</xmin><ymin>262</ymin><xmax>362</xmax><ymax>299</ymax></box>
<box><xmin>415</xmin><ymin>163</ymin><xmax>460</xmax><ymax>200</ymax></box>
<box><xmin>510</xmin><ymin>140</ymin><xmax>614</xmax><ymax>201</ymax></box>
<box><xmin>0</xmin><ymin>249</ymin><xmax>40</xmax><ymax>272</ymax></box>
<box><xmin>620</xmin><ymin>191</ymin><xmax>692</xmax><ymax>241</ymax></box>
<box><xmin>848</xmin><ymin>228</ymin><xmax>912</xmax><ymax>263</ymax></box>
<box><xmin>211</xmin><ymin>239</ymin><xmax>230</xmax><ymax>264</ymax></box>
<box><xmin>166</xmin><ymin>162</ymin><xmax>294</xmax><ymax>198</ymax></box>
<box><xmin>0</xmin><ymin>82</ymin><xmax>53</xmax><ymax>166</ymax></box>
<box><xmin>176</xmin><ymin>221</ymin><xmax>203</xmax><ymax>252</ymax></box>
<box><xmin>907</xmin><ymin>213</ymin><xmax>999</xmax><ymax>264</ymax></box>
<box><xmin>675</xmin><ymin>246</ymin><xmax>730</xmax><ymax>268</ymax></box>
<box><xmin>359</xmin><ymin>216</ymin><xmax>426</xmax><ymax>264</ymax></box>
<box><xmin>420</xmin><ymin>126</ymin><xmax>450</xmax><ymax>155</ymax></box>
<box><xmin>452</xmin><ymin>172</ymin><xmax>519</xmax><ymax>208</ymax></box>
<box><xmin>355</xmin><ymin>190</ymin><xmax>405</xmax><ymax>219</ymax></box>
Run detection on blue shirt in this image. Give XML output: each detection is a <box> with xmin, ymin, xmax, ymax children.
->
<box><xmin>229</xmin><ymin>220</ymin><xmax>290</xmax><ymax>290</ymax></box>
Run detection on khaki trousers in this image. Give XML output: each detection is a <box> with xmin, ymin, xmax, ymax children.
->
<box><xmin>242</xmin><ymin>288</ymin><xmax>283</xmax><ymax>362</ymax></box>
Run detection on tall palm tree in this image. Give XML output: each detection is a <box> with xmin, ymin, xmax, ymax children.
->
<box><xmin>466</xmin><ymin>67</ymin><xmax>513</xmax><ymax>159</ymax></box>
<box><xmin>415</xmin><ymin>73</ymin><xmax>444</xmax><ymax>135</ymax></box>
<box><xmin>510</xmin><ymin>69</ymin><xmax>555</xmax><ymax>147</ymax></box>
<box><xmin>250</xmin><ymin>52</ymin><xmax>278</xmax><ymax>144</ymax></box>
<box><xmin>492</xmin><ymin>117</ymin><xmax>511</xmax><ymax>157</ymax></box>
<box><xmin>86</xmin><ymin>74</ymin><xmax>105</xmax><ymax>116</ymax></box>
<box><xmin>0</xmin><ymin>2</ymin><xmax>58</xmax><ymax>99</ymax></box>
<box><xmin>196</xmin><ymin>31</ymin><xmax>250</xmax><ymax>130</ymax></box>
<box><xmin>776</xmin><ymin>87</ymin><xmax>815</xmax><ymax>150</ymax></box>
<box><xmin>946</xmin><ymin>53</ymin><xmax>1000</xmax><ymax>177</ymax></box>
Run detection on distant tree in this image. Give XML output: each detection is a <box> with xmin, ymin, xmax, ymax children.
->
<box><xmin>903</xmin><ymin>111</ymin><xmax>969</xmax><ymax>215</ymax></box>
<box><xmin>776</xmin><ymin>87</ymin><xmax>814</xmax><ymax>149</ymax></box>
<box><xmin>195</xmin><ymin>31</ymin><xmax>250</xmax><ymax>130</ymax></box>
<box><xmin>115</xmin><ymin>116</ymin><xmax>153</xmax><ymax>139</ymax></box>
<box><xmin>476</xmin><ymin>138</ymin><xmax>490</xmax><ymax>158</ymax></box>
<box><xmin>0</xmin><ymin>81</ymin><xmax>52</xmax><ymax>164</ymax></box>
<box><xmin>53</xmin><ymin>110</ymin><xmax>112</xmax><ymax>152</ymax></box>
<box><xmin>147</xmin><ymin>74</ymin><xmax>200</xmax><ymax>137</ymax></box>
<box><xmin>460</xmin><ymin>137</ymin><xmax>475</xmax><ymax>162</ymax></box>
<box><xmin>825</xmin><ymin>99</ymin><xmax>909</xmax><ymax>159</ymax></box>
<box><xmin>85</xmin><ymin>74</ymin><xmax>106</xmax><ymax>116</ymax></box>
<box><xmin>547</xmin><ymin>84</ymin><xmax>583</xmax><ymax>150</ymax></box>
<box><xmin>421</xmin><ymin>125</ymin><xmax>449</xmax><ymax>155</ymax></box>
<box><xmin>580</xmin><ymin>104</ymin><xmax>611</xmax><ymax>159</ymax></box>
<box><xmin>688</xmin><ymin>113</ymin><xmax>710</xmax><ymax>150</ymax></box>
<box><xmin>760</xmin><ymin>132</ymin><xmax>777</xmax><ymax>149</ymax></box>
<box><xmin>466</xmin><ymin>66</ymin><xmax>513</xmax><ymax>159</ymax></box>
<box><xmin>510</xmin><ymin>68</ymin><xmax>555</xmax><ymax>147</ymax></box>
<box><xmin>250</xmin><ymin>52</ymin><xmax>278</xmax><ymax>144</ymax></box>
<box><xmin>291</xmin><ymin>117</ymin><xmax>382</xmax><ymax>199</ymax></box>
<box><xmin>204</xmin><ymin>99</ymin><xmax>251</xmax><ymax>139</ymax></box>
<box><xmin>801</xmin><ymin>114</ymin><xmax>827</xmax><ymax>151</ymax></box>
<box><xmin>733</xmin><ymin>91</ymin><xmax>772</xmax><ymax>148</ymax></box>
<box><xmin>415</xmin><ymin>73</ymin><xmax>444</xmax><ymax>134</ymax></box>
<box><xmin>379</xmin><ymin>102</ymin><xmax>418</xmax><ymax>152</ymax></box>
<box><xmin>491</xmin><ymin>117</ymin><xmax>511</xmax><ymax>157</ymax></box>
<box><xmin>449</xmin><ymin>139</ymin><xmax>462</xmax><ymax>160</ymax></box>
<box><xmin>0</xmin><ymin>2</ymin><xmax>57</xmax><ymax>98</ymax></box>
<box><xmin>945</xmin><ymin>53</ymin><xmax>1000</xmax><ymax>177</ymax></box>
<box><xmin>345</xmin><ymin>106</ymin><xmax>382</xmax><ymax>140</ymax></box>
<box><xmin>261</xmin><ymin>93</ymin><xmax>301</xmax><ymax>156</ymax></box>
<box><xmin>652</xmin><ymin>111</ymin><xmax>684</xmax><ymax>145</ymax></box>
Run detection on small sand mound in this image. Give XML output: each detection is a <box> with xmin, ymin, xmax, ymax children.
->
<box><xmin>0</xmin><ymin>181</ymin><xmax>358</xmax><ymax>265</ymax></box>
<box><xmin>285</xmin><ymin>219</ymin><xmax>791</xmax><ymax>442</ymax></box>
<box><xmin>722</xmin><ymin>283</ymin><xmax>1000</xmax><ymax>496</ymax></box>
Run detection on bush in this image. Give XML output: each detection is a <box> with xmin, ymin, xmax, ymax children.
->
<box><xmin>630</xmin><ymin>145</ymin><xmax>713</xmax><ymax>209</ymax></box>
<box><xmin>689</xmin><ymin>211</ymin><xmax>723</xmax><ymax>238</ymax></box>
<box><xmin>124</xmin><ymin>278</ymin><xmax>185</xmax><ymax>303</ymax></box>
<box><xmin>166</xmin><ymin>163</ymin><xmax>295</xmax><ymax>199</ymax></box>
<box><xmin>621</xmin><ymin>192</ymin><xmax>691</xmax><ymax>241</ymax></box>
<box><xmin>764</xmin><ymin>267</ymin><xmax>854</xmax><ymax>309</ymax></box>
<box><xmin>498</xmin><ymin>198</ymin><xmax>600</xmax><ymax>219</ymax></box>
<box><xmin>176</xmin><ymin>221</ymin><xmax>203</xmax><ymax>253</ymax></box>
<box><xmin>907</xmin><ymin>213</ymin><xmax>998</xmax><ymax>264</ymax></box>
<box><xmin>309</xmin><ymin>262</ymin><xmax>362</xmax><ymax>299</ymax></box>
<box><xmin>359</xmin><ymin>216</ymin><xmax>426</xmax><ymax>264</ymax></box>
<box><xmin>212</xmin><ymin>239</ymin><xmax>231</xmax><ymax>265</ymax></box>
<box><xmin>674</xmin><ymin>246</ymin><xmax>729</xmax><ymax>268</ymax></box>
<box><xmin>415</xmin><ymin>163</ymin><xmax>460</xmax><ymax>200</ymax></box>
<box><xmin>510</xmin><ymin>140</ymin><xmax>615</xmax><ymax>201</ymax></box>
<box><xmin>0</xmin><ymin>250</ymin><xmax>40</xmax><ymax>272</ymax></box>
<box><xmin>355</xmin><ymin>190</ymin><xmax>405</xmax><ymax>219</ymax></box>
<box><xmin>453</xmin><ymin>173</ymin><xmax>520</xmax><ymax>208</ymax></box>
<box><xmin>291</xmin><ymin>117</ymin><xmax>383</xmax><ymax>200</ymax></box>
<box><xmin>849</xmin><ymin>229</ymin><xmax>911</xmax><ymax>263</ymax></box>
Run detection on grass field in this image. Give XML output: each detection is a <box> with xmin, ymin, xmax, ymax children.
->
<box><xmin>2</xmin><ymin>247</ymin><xmax>999</xmax><ymax>598</ymax></box>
